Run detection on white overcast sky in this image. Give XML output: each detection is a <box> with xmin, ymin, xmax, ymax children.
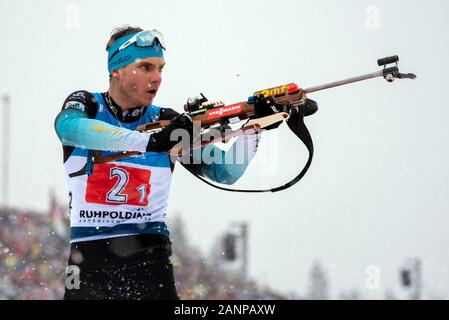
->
<box><xmin>1</xmin><ymin>0</ymin><xmax>448</xmax><ymax>299</ymax></box>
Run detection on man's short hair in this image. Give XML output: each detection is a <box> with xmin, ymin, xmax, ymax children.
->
<box><xmin>106</xmin><ymin>25</ymin><xmax>143</xmax><ymax>50</ymax></box>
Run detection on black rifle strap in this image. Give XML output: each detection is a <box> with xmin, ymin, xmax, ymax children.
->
<box><xmin>182</xmin><ymin>111</ymin><xmax>314</xmax><ymax>193</ymax></box>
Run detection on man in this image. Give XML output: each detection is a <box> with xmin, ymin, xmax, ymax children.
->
<box><xmin>54</xmin><ymin>26</ymin><xmax>265</xmax><ymax>300</ymax></box>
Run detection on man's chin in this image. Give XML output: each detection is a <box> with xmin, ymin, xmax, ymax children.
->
<box><xmin>142</xmin><ymin>97</ymin><xmax>154</xmax><ymax>106</ymax></box>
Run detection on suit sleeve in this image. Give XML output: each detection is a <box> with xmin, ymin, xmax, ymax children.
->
<box><xmin>54</xmin><ymin>91</ymin><xmax>150</xmax><ymax>152</ymax></box>
<box><xmin>160</xmin><ymin>107</ymin><xmax>262</xmax><ymax>185</ymax></box>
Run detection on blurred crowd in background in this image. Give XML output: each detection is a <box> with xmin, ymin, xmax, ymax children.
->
<box><xmin>0</xmin><ymin>208</ymin><xmax>67</xmax><ymax>299</ymax></box>
<box><xmin>0</xmin><ymin>203</ymin><xmax>289</xmax><ymax>300</ymax></box>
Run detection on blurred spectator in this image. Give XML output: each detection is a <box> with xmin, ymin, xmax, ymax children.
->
<box><xmin>0</xmin><ymin>207</ymin><xmax>69</xmax><ymax>299</ymax></box>
<box><xmin>0</xmin><ymin>207</ymin><xmax>288</xmax><ymax>300</ymax></box>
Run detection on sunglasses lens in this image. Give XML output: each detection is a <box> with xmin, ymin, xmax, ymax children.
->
<box><xmin>136</xmin><ymin>30</ymin><xmax>165</xmax><ymax>49</ymax></box>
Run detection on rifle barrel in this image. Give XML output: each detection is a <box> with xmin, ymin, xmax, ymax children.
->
<box><xmin>304</xmin><ymin>70</ymin><xmax>384</xmax><ymax>94</ymax></box>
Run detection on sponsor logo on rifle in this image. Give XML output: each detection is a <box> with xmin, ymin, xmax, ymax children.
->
<box><xmin>253</xmin><ymin>84</ymin><xmax>290</xmax><ymax>97</ymax></box>
<box><xmin>207</xmin><ymin>103</ymin><xmax>242</xmax><ymax>119</ymax></box>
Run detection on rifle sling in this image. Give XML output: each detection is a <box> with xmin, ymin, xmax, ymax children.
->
<box><xmin>182</xmin><ymin>112</ymin><xmax>313</xmax><ymax>193</ymax></box>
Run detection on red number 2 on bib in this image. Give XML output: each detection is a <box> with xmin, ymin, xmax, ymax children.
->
<box><xmin>85</xmin><ymin>163</ymin><xmax>151</xmax><ymax>206</ymax></box>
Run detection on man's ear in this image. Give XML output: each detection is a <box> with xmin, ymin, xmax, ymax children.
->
<box><xmin>111</xmin><ymin>70</ymin><xmax>120</xmax><ymax>79</ymax></box>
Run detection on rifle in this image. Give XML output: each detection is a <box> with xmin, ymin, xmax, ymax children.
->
<box><xmin>90</xmin><ymin>55</ymin><xmax>416</xmax><ymax>192</ymax></box>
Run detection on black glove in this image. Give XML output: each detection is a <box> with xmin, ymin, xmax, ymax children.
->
<box><xmin>301</xmin><ymin>98</ymin><xmax>318</xmax><ymax>117</ymax></box>
<box><xmin>287</xmin><ymin>99</ymin><xmax>318</xmax><ymax>124</ymax></box>
<box><xmin>252</xmin><ymin>95</ymin><xmax>284</xmax><ymax>130</ymax></box>
<box><xmin>146</xmin><ymin>114</ymin><xmax>193</xmax><ymax>153</ymax></box>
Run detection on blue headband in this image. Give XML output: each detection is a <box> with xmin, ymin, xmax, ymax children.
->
<box><xmin>107</xmin><ymin>31</ymin><xmax>164</xmax><ymax>75</ymax></box>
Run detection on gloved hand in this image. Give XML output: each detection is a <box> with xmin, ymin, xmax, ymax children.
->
<box><xmin>288</xmin><ymin>99</ymin><xmax>319</xmax><ymax>125</ymax></box>
<box><xmin>146</xmin><ymin>114</ymin><xmax>193</xmax><ymax>153</ymax></box>
<box><xmin>302</xmin><ymin>98</ymin><xmax>318</xmax><ymax>117</ymax></box>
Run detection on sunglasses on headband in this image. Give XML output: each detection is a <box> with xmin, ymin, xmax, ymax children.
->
<box><xmin>108</xmin><ymin>30</ymin><xmax>166</xmax><ymax>61</ymax></box>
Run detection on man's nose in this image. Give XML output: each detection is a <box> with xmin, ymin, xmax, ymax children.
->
<box><xmin>151</xmin><ymin>69</ymin><xmax>162</xmax><ymax>83</ymax></box>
